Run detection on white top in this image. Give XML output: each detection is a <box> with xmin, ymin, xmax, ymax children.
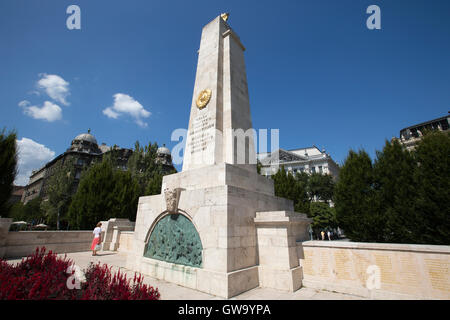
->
<box><xmin>93</xmin><ymin>227</ymin><xmax>102</xmax><ymax>238</ymax></box>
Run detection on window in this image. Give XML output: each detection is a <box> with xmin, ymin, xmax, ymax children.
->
<box><xmin>311</xmin><ymin>167</ymin><xmax>316</xmax><ymax>173</ymax></box>
<box><xmin>319</xmin><ymin>166</ymin><xmax>323</xmax><ymax>174</ymax></box>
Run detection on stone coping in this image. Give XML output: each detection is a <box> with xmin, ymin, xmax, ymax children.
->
<box><xmin>254</xmin><ymin>211</ymin><xmax>311</xmax><ymax>225</ymax></box>
<box><xmin>299</xmin><ymin>240</ymin><xmax>450</xmax><ymax>254</ymax></box>
<box><xmin>9</xmin><ymin>230</ymin><xmax>92</xmax><ymax>233</ymax></box>
<box><xmin>8</xmin><ymin>230</ymin><xmax>92</xmax><ymax>235</ymax></box>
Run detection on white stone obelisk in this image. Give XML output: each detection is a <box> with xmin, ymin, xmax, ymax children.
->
<box><xmin>182</xmin><ymin>15</ymin><xmax>256</xmax><ymax>171</ymax></box>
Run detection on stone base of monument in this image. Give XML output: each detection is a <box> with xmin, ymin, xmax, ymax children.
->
<box><xmin>126</xmin><ymin>163</ymin><xmax>312</xmax><ymax>298</ymax></box>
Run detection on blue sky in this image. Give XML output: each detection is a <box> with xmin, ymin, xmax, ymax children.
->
<box><xmin>1</xmin><ymin>0</ymin><xmax>449</xmax><ymax>184</ymax></box>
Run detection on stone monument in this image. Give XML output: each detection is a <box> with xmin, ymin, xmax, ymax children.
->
<box><xmin>126</xmin><ymin>14</ymin><xmax>311</xmax><ymax>298</ymax></box>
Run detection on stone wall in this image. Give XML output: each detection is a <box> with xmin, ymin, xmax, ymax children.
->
<box><xmin>0</xmin><ymin>218</ymin><xmax>93</xmax><ymax>259</ymax></box>
<box><xmin>2</xmin><ymin>230</ymin><xmax>93</xmax><ymax>259</ymax></box>
<box><xmin>298</xmin><ymin>241</ymin><xmax>450</xmax><ymax>299</ymax></box>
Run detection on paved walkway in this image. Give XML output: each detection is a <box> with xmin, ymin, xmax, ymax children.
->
<box><xmin>6</xmin><ymin>251</ymin><xmax>366</xmax><ymax>300</ymax></box>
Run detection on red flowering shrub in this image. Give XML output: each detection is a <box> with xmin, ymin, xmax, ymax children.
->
<box><xmin>0</xmin><ymin>247</ymin><xmax>77</xmax><ymax>300</ymax></box>
<box><xmin>81</xmin><ymin>262</ymin><xmax>160</xmax><ymax>300</ymax></box>
<box><xmin>0</xmin><ymin>247</ymin><xmax>160</xmax><ymax>300</ymax></box>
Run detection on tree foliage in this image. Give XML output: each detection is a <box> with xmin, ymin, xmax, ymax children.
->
<box><xmin>308</xmin><ymin>173</ymin><xmax>335</xmax><ymax>203</ymax></box>
<box><xmin>67</xmin><ymin>160</ymin><xmax>140</xmax><ymax>230</ymax></box>
<box><xmin>308</xmin><ymin>202</ymin><xmax>338</xmax><ymax>231</ymax></box>
<box><xmin>335</xmin><ymin>132</ymin><xmax>450</xmax><ymax>245</ymax></box>
<box><xmin>413</xmin><ymin>131</ymin><xmax>450</xmax><ymax>244</ymax></box>
<box><xmin>127</xmin><ymin>141</ymin><xmax>176</xmax><ymax>196</ymax></box>
<box><xmin>272</xmin><ymin>166</ymin><xmax>310</xmax><ymax>214</ymax></box>
<box><xmin>334</xmin><ymin>150</ymin><xmax>378</xmax><ymax>242</ymax></box>
<box><xmin>41</xmin><ymin>158</ymin><xmax>77</xmax><ymax>229</ymax></box>
<box><xmin>9</xmin><ymin>197</ymin><xmax>44</xmax><ymax>224</ymax></box>
<box><xmin>0</xmin><ymin>128</ymin><xmax>17</xmax><ymax>216</ymax></box>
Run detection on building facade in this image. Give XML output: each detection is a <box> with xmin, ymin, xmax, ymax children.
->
<box><xmin>394</xmin><ymin>114</ymin><xmax>449</xmax><ymax>151</ymax></box>
<box><xmin>257</xmin><ymin>146</ymin><xmax>340</xmax><ymax>179</ymax></box>
<box><xmin>21</xmin><ymin>131</ymin><xmax>133</xmax><ymax>204</ymax></box>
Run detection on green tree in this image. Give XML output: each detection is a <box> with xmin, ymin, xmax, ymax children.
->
<box><xmin>334</xmin><ymin>149</ymin><xmax>382</xmax><ymax>242</ymax></box>
<box><xmin>373</xmin><ymin>139</ymin><xmax>419</xmax><ymax>243</ymax></box>
<box><xmin>145</xmin><ymin>173</ymin><xmax>163</xmax><ymax>196</ymax></box>
<box><xmin>272</xmin><ymin>167</ymin><xmax>310</xmax><ymax>214</ymax></box>
<box><xmin>8</xmin><ymin>202</ymin><xmax>25</xmax><ymax>221</ymax></box>
<box><xmin>308</xmin><ymin>173</ymin><xmax>335</xmax><ymax>203</ymax></box>
<box><xmin>127</xmin><ymin>141</ymin><xmax>176</xmax><ymax>196</ymax></box>
<box><xmin>9</xmin><ymin>197</ymin><xmax>45</xmax><ymax>224</ymax></box>
<box><xmin>308</xmin><ymin>202</ymin><xmax>338</xmax><ymax>232</ymax></box>
<box><xmin>68</xmin><ymin>161</ymin><xmax>140</xmax><ymax>229</ymax></box>
<box><xmin>414</xmin><ymin>131</ymin><xmax>450</xmax><ymax>245</ymax></box>
<box><xmin>41</xmin><ymin>158</ymin><xmax>76</xmax><ymax>229</ymax></box>
<box><xmin>0</xmin><ymin>128</ymin><xmax>17</xmax><ymax>216</ymax></box>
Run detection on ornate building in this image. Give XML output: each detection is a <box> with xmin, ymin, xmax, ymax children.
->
<box><xmin>21</xmin><ymin>130</ymin><xmax>133</xmax><ymax>204</ymax></box>
<box><xmin>257</xmin><ymin>146</ymin><xmax>340</xmax><ymax>179</ymax></box>
<box><xmin>393</xmin><ymin>114</ymin><xmax>449</xmax><ymax>151</ymax></box>
<box><xmin>155</xmin><ymin>144</ymin><xmax>176</xmax><ymax>174</ymax></box>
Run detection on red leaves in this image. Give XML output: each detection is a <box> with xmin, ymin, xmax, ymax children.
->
<box><xmin>81</xmin><ymin>262</ymin><xmax>160</xmax><ymax>300</ymax></box>
<box><xmin>0</xmin><ymin>247</ymin><xmax>160</xmax><ymax>300</ymax></box>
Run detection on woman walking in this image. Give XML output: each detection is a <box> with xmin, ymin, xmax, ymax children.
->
<box><xmin>91</xmin><ymin>222</ymin><xmax>102</xmax><ymax>256</ymax></box>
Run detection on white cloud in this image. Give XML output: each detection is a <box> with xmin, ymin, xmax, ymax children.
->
<box><xmin>37</xmin><ymin>73</ymin><xmax>70</xmax><ymax>106</ymax></box>
<box><xmin>18</xmin><ymin>100</ymin><xmax>30</xmax><ymax>108</ymax></box>
<box><xmin>15</xmin><ymin>138</ymin><xmax>56</xmax><ymax>186</ymax></box>
<box><xmin>20</xmin><ymin>100</ymin><xmax>62</xmax><ymax>122</ymax></box>
<box><xmin>102</xmin><ymin>107</ymin><xmax>119</xmax><ymax>119</ymax></box>
<box><xmin>103</xmin><ymin>93</ymin><xmax>151</xmax><ymax>128</ymax></box>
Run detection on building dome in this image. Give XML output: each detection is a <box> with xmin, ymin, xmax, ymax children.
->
<box><xmin>157</xmin><ymin>145</ymin><xmax>171</xmax><ymax>156</ymax></box>
<box><xmin>69</xmin><ymin>129</ymin><xmax>101</xmax><ymax>154</ymax></box>
<box><xmin>73</xmin><ymin>132</ymin><xmax>98</xmax><ymax>145</ymax></box>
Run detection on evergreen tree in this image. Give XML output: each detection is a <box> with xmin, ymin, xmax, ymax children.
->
<box><xmin>68</xmin><ymin>160</ymin><xmax>140</xmax><ymax>229</ymax></box>
<box><xmin>414</xmin><ymin>131</ymin><xmax>450</xmax><ymax>245</ymax></box>
<box><xmin>128</xmin><ymin>141</ymin><xmax>161</xmax><ymax>195</ymax></box>
<box><xmin>308</xmin><ymin>173</ymin><xmax>335</xmax><ymax>203</ymax></box>
<box><xmin>308</xmin><ymin>202</ymin><xmax>338</xmax><ymax>232</ymax></box>
<box><xmin>111</xmin><ymin>169</ymin><xmax>140</xmax><ymax>220</ymax></box>
<box><xmin>0</xmin><ymin>128</ymin><xmax>17</xmax><ymax>216</ymax></box>
<box><xmin>68</xmin><ymin>161</ymin><xmax>111</xmax><ymax>229</ymax></box>
<box><xmin>127</xmin><ymin>141</ymin><xmax>176</xmax><ymax>196</ymax></box>
<box><xmin>145</xmin><ymin>173</ymin><xmax>163</xmax><ymax>196</ymax></box>
<box><xmin>334</xmin><ymin>149</ymin><xmax>381</xmax><ymax>242</ymax></box>
<box><xmin>373</xmin><ymin>139</ymin><xmax>419</xmax><ymax>243</ymax></box>
<box><xmin>272</xmin><ymin>167</ymin><xmax>310</xmax><ymax>214</ymax></box>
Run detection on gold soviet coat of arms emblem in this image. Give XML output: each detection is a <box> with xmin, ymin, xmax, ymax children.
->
<box><xmin>196</xmin><ymin>89</ymin><xmax>212</xmax><ymax>109</ymax></box>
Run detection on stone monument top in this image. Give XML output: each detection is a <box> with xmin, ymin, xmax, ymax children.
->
<box><xmin>182</xmin><ymin>15</ymin><xmax>256</xmax><ymax>172</ymax></box>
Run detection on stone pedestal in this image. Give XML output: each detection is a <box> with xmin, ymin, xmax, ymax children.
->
<box><xmin>254</xmin><ymin>211</ymin><xmax>310</xmax><ymax>292</ymax></box>
<box><xmin>101</xmin><ymin>218</ymin><xmax>135</xmax><ymax>251</ymax></box>
<box><xmin>127</xmin><ymin>163</ymin><xmax>311</xmax><ymax>298</ymax></box>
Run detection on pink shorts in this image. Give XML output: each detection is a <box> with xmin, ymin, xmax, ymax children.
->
<box><xmin>90</xmin><ymin>237</ymin><xmax>100</xmax><ymax>250</ymax></box>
